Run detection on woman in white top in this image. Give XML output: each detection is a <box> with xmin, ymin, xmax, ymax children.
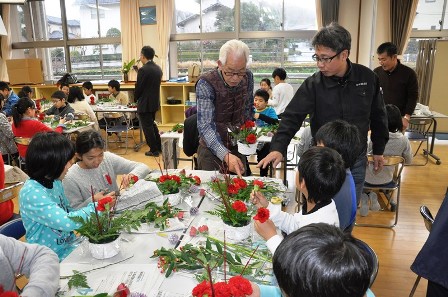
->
<box><xmin>67</xmin><ymin>86</ymin><xmax>99</xmax><ymax>130</ymax></box>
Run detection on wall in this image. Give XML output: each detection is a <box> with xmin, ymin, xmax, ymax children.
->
<box><xmin>140</xmin><ymin>0</ymin><xmax>162</xmax><ymax>66</ymax></box>
<box><xmin>428</xmin><ymin>40</ymin><xmax>448</xmax><ymax>132</ymax></box>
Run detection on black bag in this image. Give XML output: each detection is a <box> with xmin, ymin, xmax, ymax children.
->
<box><xmin>60</xmin><ymin>73</ymin><xmax>78</xmax><ymax>84</ymax></box>
<box><xmin>183</xmin><ymin>113</ymin><xmax>199</xmax><ymax>157</ymax></box>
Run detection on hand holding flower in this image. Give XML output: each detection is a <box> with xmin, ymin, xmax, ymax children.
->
<box><xmin>254</xmin><ymin>219</ymin><xmax>277</xmax><ymax>241</ymax></box>
<box><xmin>251</xmin><ymin>191</ymin><xmax>269</xmax><ymax>208</ymax></box>
<box><xmin>93</xmin><ymin>190</ymin><xmax>116</xmax><ymax>202</ymax></box>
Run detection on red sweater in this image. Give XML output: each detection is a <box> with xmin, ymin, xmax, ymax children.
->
<box><xmin>0</xmin><ymin>157</ymin><xmax>13</xmax><ymax>225</ymax></box>
<box><xmin>12</xmin><ymin>119</ymin><xmax>63</xmax><ymax>158</ymax></box>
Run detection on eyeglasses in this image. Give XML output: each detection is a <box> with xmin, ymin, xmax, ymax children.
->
<box><xmin>222</xmin><ymin>70</ymin><xmax>247</xmax><ymax>78</ymax></box>
<box><xmin>312</xmin><ymin>50</ymin><xmax>344</xmax><ymax>64</ymax></box>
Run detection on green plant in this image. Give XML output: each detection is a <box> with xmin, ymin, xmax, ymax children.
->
<box><xmin>231</xmin><ymin>120</ymin><xmax>260</xmax><ymax>145</ymax></box>
<box><xmin>121</xmin><ymin>58</ymin><xmax>136</xmax><ymax>74</ymax></box>
<box><xmin>67</xmin><ymin>270</ymin><xmax>89</xmax><ymax>290</ymax></box>
<box><xmin>171</xmin><ymin>123</ymin><xmax>184</xmax><ymax>133</ymax></box>
<box><xmin>133</xmin><ymin>198</ymin><xmax>181</xmax><ymax>230</ymax></box>
<box><xmin>71</xmin><ymin>196</ymin><xmax>141</xmax><ymax>244</ymax></box>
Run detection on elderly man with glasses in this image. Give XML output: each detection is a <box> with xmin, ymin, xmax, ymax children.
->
<box><xmin>259</xmin><ymin>22</ymin><xmax>389</xmax><ymax>207</ymax></box>
<box><xmin>196</xmin><ymin>39</ymin><xmax>254</xmax><ymax>176</ymax></box>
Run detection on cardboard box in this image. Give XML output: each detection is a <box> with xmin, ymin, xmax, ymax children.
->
<box><xmin>188</xmin><ymin>63</ymin><xmax>200</xmax><ymax>83</ymax></box>
<box><xmin>6</xmin><ymin>58</ymin><xmax>44</xmax><ymax>85</ymax></box>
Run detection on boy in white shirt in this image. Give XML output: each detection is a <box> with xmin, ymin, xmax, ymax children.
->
<box><xmin>268</xmin><ymin>68</ymin><xmax>294</xmax><ymax>118</ymax></box>
<box><xmin>251</xmin><ymin>146</ymin><xmax>345</xmax><ymax>254</ymax></box>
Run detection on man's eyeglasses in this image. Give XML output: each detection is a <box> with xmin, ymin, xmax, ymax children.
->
<box><xmin>222</xmin><ymin>71</ymin><xmax>246</xmax><ymax>78</ymax></box>
<box><xmin>312</xmin><ymin>50</ymin><xmax>344</xmax><ymax>64</ymax></box>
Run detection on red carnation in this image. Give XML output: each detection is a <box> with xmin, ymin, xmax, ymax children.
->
<box><xmin>199</xmin><ymin>188</ymin><xmax>206</xmax><ymax>197</ymax></box>
<box><xmin>253</xmin><ymin>207</ymin><xmax>270</xmax><ymax>223</ymax></box>
<box><xmin>179</xmin><ymin>169</ymin><xmax>186</xmax><ymax>176</ymax></box>
<box><xmin>214</xmin><ymin>282</ymin><xmax>232</xmax><ymax>297</ymax></box>
<box><xmin>96</xmin><ymin>196</ymin><xmax>113</xmax><ymax>211</ymax></box>
<box><xmin>190</xmin><ymin>226</ymin><xmax>198</xmax><ymax>237</ymax></box>
<box><xmin>253</xmin><ymin>180</ymin><xmax>264</xmax><ymax>190</ymax></box>
<box><xmin>115</xmin><ymin>283</ymin><xmax>130</xmax><ymax>297</ymax></box>
<box><xmin>131</xmin><ymin>175</ymin><xmax>139</xmax><ymax>183</ymax></box>
<box><xmin>105</xmin><ymin>174</ymin><xmax>112</xmax><ymax>185</ymax></box>
<box><xmin>232</xmin><ymin>200</ymin><xmax>247</xmax><ymax>213</ymax></box>
<box><xmin>233</xmin><ymin>178</ymin><xmax>247</xmax><ymax>189</ymax></box>
<box><xmin>171</xmin><ymin>175</ymin><xmax>181</xmax><ymax>184</ymax></box>
<box><xmin>245</xmin><ymin>133</ymin><xmax>257</xmax><ymax>144</ymax></box>
<box><xmin>244</xmin><ymin>120</ymin><xmax>255</xmax><ymax>128</ymax></box>
<box><xmin>192</xmin><ymin>281</ymin><xmax>211</xmax><ymax>297</ymax></box>
<box><xmin>227</xmin><ymin>184</ymin><xmax>240</xmax><ymax>195</ymax></box>
<box><xmin>198</xmin><ymin>225</ymin><xmax>209</xmax><ymax>234</ymax></box>
<box><xmin>177</xmin><ymin>211</ymin><xmax>184</xmax><ymax>220</ymax></box>
<box><xmin>228</xmin><ymin>276</ymin><xmax>253</xmax><ymax>296</ymax></box>
<box><xmin>193</xmin><ymin>175</ymin><xmax>201</xmax><ymax>185</ymax></box>
<box><xmin>159</xmin><ymin>175</ymin><xmax>170</xmax><ymax>182</ymax></box>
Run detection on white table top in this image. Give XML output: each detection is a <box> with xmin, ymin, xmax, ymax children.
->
<box><xmin>91</xmin><ymin>105</ymin><xmax>137</xmax><ymax>112</ymax></box>
<box><xmin>59</xmin><ymin>170</ymin><xmax>285</xmax><ymax>296</ymax></box>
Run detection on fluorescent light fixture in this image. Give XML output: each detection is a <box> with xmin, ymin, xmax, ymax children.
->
<box><xmin>0</xmin><ymin>16</ymin><xmax>7</xmax><ymax>36</ymax></box>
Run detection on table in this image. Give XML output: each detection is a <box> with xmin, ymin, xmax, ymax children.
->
<box><xmin>59</xmin><ymin>170</ymin><xmax>286</xmax><ymax>296</ymax></box>
<box><xmin>91</xmin><ymin>105</ymin><xmax>145</xmax><ymax>152</ymax></box>
<box><xmin>411</xmin><ymin>110</ymin><xmax>448</xmax><ymax>165</ymax></box>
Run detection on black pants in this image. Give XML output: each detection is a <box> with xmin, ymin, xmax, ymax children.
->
<box><xmin>139</xmin><ymin>112</ymin><xmax>161</xmax><ymax>153</ymax></box>
<box><xmin>427</xmin><ymin>281</ymin><xmax>448</xmax><ymax>297</ymax></box>
<box><xmin>256</xmin><ymin>142</ymin><xmax>271</xmax><ymax>177</ymax></box>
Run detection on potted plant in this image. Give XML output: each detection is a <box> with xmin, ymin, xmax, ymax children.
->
<box><xmin>233</xmin><ymin>120</ymin><xmax>260</xmax><ymax>155</ymax></box>
<box><xmin>121</xmin><ymin>58</ymin><xmax>136</xmax><ymax>83</ymax></box>
<box><xmin>71</xmin><ymin>195</ymin><xmax>141</xmax><ymax>259</ymax></box>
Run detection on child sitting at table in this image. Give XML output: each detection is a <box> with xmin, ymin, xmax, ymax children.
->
<box><xmin>63</xmin><ymin>130</ymin><xmax>150</xmax><ymax>209</ymax></box>
<box><xmin>248</xmin><ymin>223</ymin><xmax>375</xmax><ymax>297</ymax></box>
<box><xmin>19</xmin><ymin>132</ymin><xmax>110</xmax><ymax>260</ymax></box>
<box><xmin>82</xmin><ymin>81</ymin><xmax>97</xmax><ymax>104</ymax></box>
<box><xmin>67</xmin><ymin>86</ymin><xmax>99</xmax><ymax>130</ymax></box>
<box><xmin>253</xmin><ymin>89</ymin><xmax>278</xmax><ymax>177</ymax></box>
<box><xmin>361</xmin><ymin>104</ymin><xmax>413</xmax><ymax>215</ymax></box>
<box><xmin>251</xmin><ymin>146</ymin><xmax>345</xmax><ymax>254</ymax></box>
<box><xmin>12</xmin><ymin>97</ymin><xmax>66</xmax><ymax>161</ymax></box>
<box><xmin>45</xmin><ymin>90</ymin><xmax>75</xmax><ymax>118</ymax></box>
<box><xmin>314</xmin><ymin>120</ymin><xmax>361</xmax><ymax>232</ymax></box>
<box><xmin>259</xmin><ymin>78</ymin><xmax>272</xmax><ymax>99</ymax></box>
<box><xmin>107</xmin><ymin>79</ymin><xmax>128</xmax><ymax>106</ymax></box>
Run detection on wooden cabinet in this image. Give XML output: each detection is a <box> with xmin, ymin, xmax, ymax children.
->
<box><xmin>11</xmin><ymin>82</ymin><xmax>195</xmax><ymax>130</ymax></box>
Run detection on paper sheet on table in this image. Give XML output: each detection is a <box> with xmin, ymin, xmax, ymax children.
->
<box><xmin>59</xmin><ymin>264</ymin><xmax>163</xmax><ymax>296</ymax></box>
<box><xmin>115</xmin><ymin>179</ymin><xmax>163</xmax><ymax>211</ymax></box>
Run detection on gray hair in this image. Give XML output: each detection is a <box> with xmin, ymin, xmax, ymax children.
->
<box><xmin>312</xmin><ymin>22</ymin><xmax>351</xmax><ymax>53</ymax></box>
<box><xmin>219</xmin><ymin>39</ymin><xmax>250</xmax><ymax>66</ymax></box>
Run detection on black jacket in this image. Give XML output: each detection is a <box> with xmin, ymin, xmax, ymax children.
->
<box><xmin>270</xmin><ymin>59</ymin><xmax>389</xmax><ymax>156</ymax></box>
<box><xmin>134</xmin><ymin>61</ymin><xmax>163</xmax><ymax>113</ymax></box>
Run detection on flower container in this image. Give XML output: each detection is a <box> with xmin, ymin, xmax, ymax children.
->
<box><xmin>237</xmin><ymin>141</ymin><xmax>258</xmax><ymax>155</ymax></box>
<box><xmin>88</xmin><ymin>236</ymin><xmax>120</xmax><ymax>259</ymax></box>
<box><xmin>165</xmin><ymin>192</ymin><xmax>182</xmax><ymax>206</ymax></box>
<box><xmin>223</xmin><ymin>221</ymin><xmax>251</xmax><ymax>243</ymax></box>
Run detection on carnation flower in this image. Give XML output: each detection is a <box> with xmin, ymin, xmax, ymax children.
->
<box><xmin>198</xmin><ymin>225</ymin><xmax>209</xmax><ymax>234</ymax></box>
<box><xmin>253</xmin><ymin>208</ymin><xmax>270</xmax><ymax>223</ymax></box>
<box><xmin>190</xmin><ymin>226</ymin><xmax>198</xmax><ymax>237</ymax></box>
<box><xmin>231</xmin><ymin>200</ymin><xmax>247</xmax><ymax>213</ymax></box>
<box><xmin>96</xmin><ymin>196</ymin><xmax>113</xmax><ymax>211</ymax></box>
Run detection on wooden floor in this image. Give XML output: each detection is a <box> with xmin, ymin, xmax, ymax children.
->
<box><xmin>14</xmin><ymin>131</ymin><xmax>448</xmax><ymax>296</ymax></box>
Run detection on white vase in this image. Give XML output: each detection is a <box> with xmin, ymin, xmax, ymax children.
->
<box><xmin>165</xmin><ymin>192</ymin><xmax>182</xmax><ymax>206</ymax></box>
<box><xmin>237</xmin><ymin>141</ymin><xmax>258</xmax><ymax>155</ymax></box>
<box><xmin>223</xmin><ymin>222</ymin><xmax>251</xmax><ymax>243</ymax></box>
<box><xmin>88</xmin><ymin>236</ymin><xmax>120</xmax><ymax>259</ymax></box>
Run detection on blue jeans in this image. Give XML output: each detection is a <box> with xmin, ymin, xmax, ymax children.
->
<box><xmin>351</xmin><ymin>152</ymin><xmax>367</xmax><ymax>206</ymax></box>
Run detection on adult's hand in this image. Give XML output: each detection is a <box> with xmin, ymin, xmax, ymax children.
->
<box><xmin>224</xmin><ymin>153</ymin><xmax>245</xmax><ymax>177</ymax></box>
<box><xmin>257</xmin><ymin>151</ymin><xmax>283</xmax><ymax>169</ymax></box>
<box><xmin>402</xmin><ymin>117</ymin><xmax>410</xmax><ymax>131</ymax></box>
<box><xmin>372</xmin><ymin>154</ymin><xmax>384</xmax><ymax>173</ymax></box>
<box><xmin>254</xmin><ymin>219</ymin><xmax>277</xmax><ymax>241</ymax></box>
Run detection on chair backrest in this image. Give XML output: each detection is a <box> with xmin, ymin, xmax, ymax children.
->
<box><xmin>407</xmin><ymin>118</ymin><xmax>433</xmax><ymax>137</ymax></box>
<box><xmin>420</xmin><ymin>205</ymin><xmax>434</xmax><ymax>232</ymax></box>
<box><xmin>367</xmin><ymin>155</ymin><xmax>405</xmax><ymax>183</ymax></box>
<box><xmin>0</xmin><ymin>218</ymin><xmax>26</xmax><ymax>240</ymax></box>
<box><xmin>355</xmin><ymin>238</ymin><xmax>379</xmax><ymax>288</ymax></box>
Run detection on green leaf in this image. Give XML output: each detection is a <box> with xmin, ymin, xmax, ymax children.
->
<box><xmin>67</xmin><ymin>270</ymin><xmax>89</xmax><ymax>290</ymax></box>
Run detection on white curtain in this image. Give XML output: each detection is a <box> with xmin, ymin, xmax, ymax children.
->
<box><xmin>120</xmin><ymin>0</ymin><xmax>143</xmax><ymax>82</ymax></box>
<box><xmin>157</xmin><ymin>0</ymin><xmax>174</xmax><ymax>81</ymax></box>
<box><xmin>0</xmin><ymin>5</ymin><xmax>12</xmax><ymax>82</ymax></box>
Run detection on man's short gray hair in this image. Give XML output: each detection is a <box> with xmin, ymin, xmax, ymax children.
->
<box><xmin>219</xmin><ymin>39</ymin><xmax>250</xmax><ymax>67</ymax></box>
<box><xmin>312</xmin><ymin>22</ymin><xmax>351</xmax><ymax>53</ymax></box>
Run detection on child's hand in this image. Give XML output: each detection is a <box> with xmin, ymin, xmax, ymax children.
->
<box><xmin>94</xmin><ymin>190</ymin><xmax>116</xmax><ymax>201</ymax></box>
<box><xmin>254</xmin><ymin>219</ymin><xmax>277</xmax><ymax>241</ymax></box>
<box><xmin>254</xmin><ymin>113</ymin><xmax>260</xmax><ymax>119</ymax></box>
<box><xmin>251</xmin><ymin>191</ymin><xmax>269</xmax><ymax>208</ymax></box>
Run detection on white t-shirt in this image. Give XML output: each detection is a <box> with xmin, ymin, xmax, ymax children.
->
<box><xmin>268</xmin><ymin>82</ymin><xmax>294</xmax><ymax>115</ymax></box>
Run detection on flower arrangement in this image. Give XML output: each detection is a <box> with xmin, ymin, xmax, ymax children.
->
<box><xmin>147</xmin><ymin>165</ymin><xmax>201</xmax><ymax>195</ymax></box>
<box><xmin>192</xmin><ymin>275</ymin><xmax>252</xmax><ymax>297</ymax></box>
<box><xmin>134</xmin><ymin>198</ymin><xmax>181</xmax><ymax>230</ymax></box>
<box><xmin>71</xmin><ymin>189</ymin><xmax>141</xmax><ymax>244</ymax></box>
<box><xmin>234</xmin><ymin>120</ymin><xmax>259</xmax><ymax>145</ymax></box>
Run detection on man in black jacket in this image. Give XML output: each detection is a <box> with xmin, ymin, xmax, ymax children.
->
<box><xmin>135</xmin><ymin>45</ymin><xmax>163</xmax><ymax>157</ymax></box>
<box><xmin>258</xmin><ymin>23</ymin><xmax>389</xmax><ymax>205</ymax></box>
